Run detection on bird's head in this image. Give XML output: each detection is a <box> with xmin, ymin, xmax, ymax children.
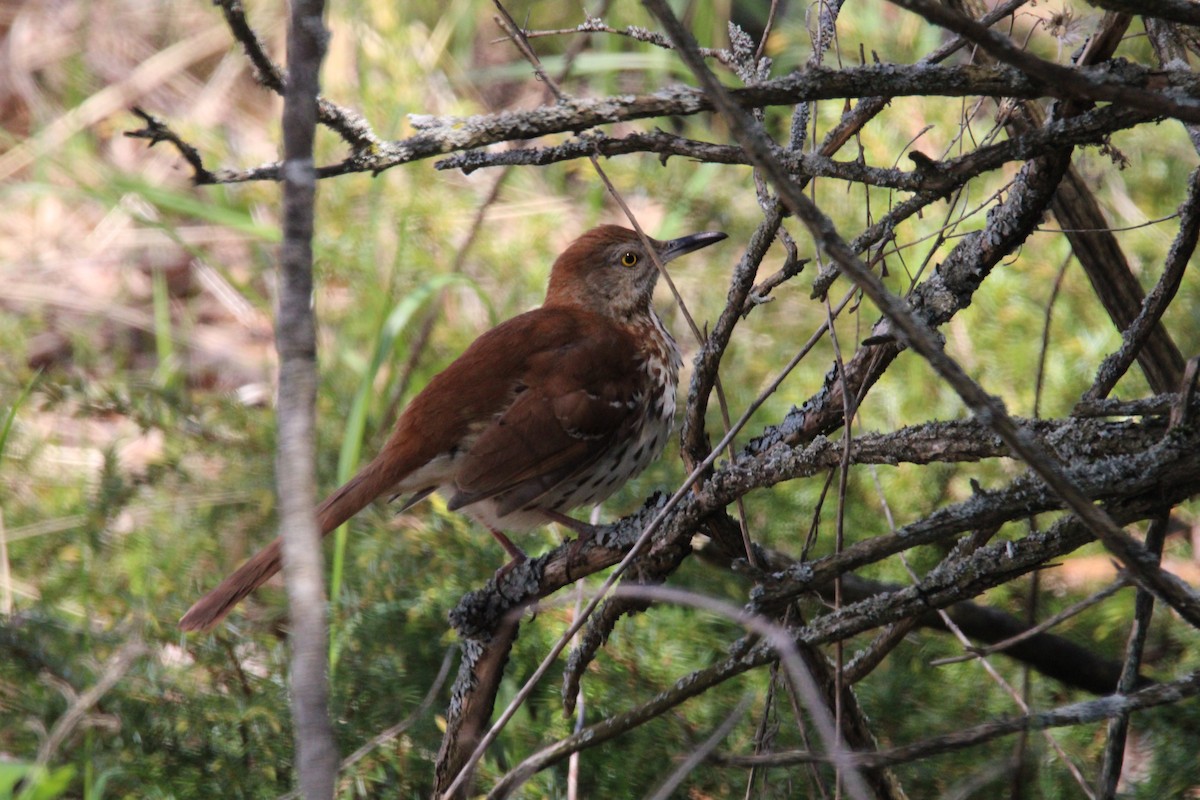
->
<box><xmin>545</xmin><ymin>225</ymin><xmax>726</xmax><ymax>321</ymax></box>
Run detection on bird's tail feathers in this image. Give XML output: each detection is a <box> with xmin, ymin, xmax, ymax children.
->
<box><xmin>178</xmin><ymin>458</ymin><xmax>400</xmax><ymax>632</ymax></box>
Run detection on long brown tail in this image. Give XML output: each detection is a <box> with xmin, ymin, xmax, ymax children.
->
<box><xmin>178</xmin><ymin>459</ymin><xmax>401</xmax><ymax>632</ymax></box>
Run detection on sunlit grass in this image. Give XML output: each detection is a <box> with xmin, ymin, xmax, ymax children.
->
<box><xmin>2</xmin><ymin>1</ymin><xmax>1199</xmax><ymax>797</ymax></box>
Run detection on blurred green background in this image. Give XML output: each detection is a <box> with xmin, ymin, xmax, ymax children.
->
<box><xmin>2</xmin><ymin>0</ymin><xmax>1198</xmax><ymax>797</ymax></box>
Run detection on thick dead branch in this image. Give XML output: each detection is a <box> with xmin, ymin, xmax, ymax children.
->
<box><xmin>435</xmin><ymin>102</ymin><xmax>1147</xmax><ymax>193</ymax></box>
<box><xmin>690</xmin><ymin>539</ymin><xmax>1149</xmax><ymax>696</ymax></box>
<box><xmin>490</xmin><ymin>572</ymin><xmax>1198</xmax><ymax>793</ymax></box>
<box><xmin>1005</xmin><ymin>12</ymin><xmax>1186</xmax><ymax>397</ymax></box>
<box><xmin>839</xmin><ymin>574</ymin><xmax>1148</xmax><ymax>695</ymax></box>
<box><xmin>790</xmin><ymin>499</ymin><xmax>1167</xmax><ymax>649</ymax></box>
<box><xmin>791</xmin><ymin>143</ymin><xmax>1072</xmax><ymax>430</ymax></box>
<box><xmin>435</xmin><ymin>611</ymin><xmax>523</xmax><ymax>799</ymax></box>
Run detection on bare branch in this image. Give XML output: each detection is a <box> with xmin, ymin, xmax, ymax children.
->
<box><xmin>212</xmin><ymin>0</ymin><xmax>379</xmax><ymax>151</ymax></box>
<box><xmin>514</xmin><ymin>17</ymin><xmax>736</xmax><ymax>68</ymax></box>
<box><xmin>124</xmin><ymin>107</ymin><xmax>215</xmax><ymax>183</ymax></box>
<box><xmin>276</xmin><ymin>1</ymin><xmax>338</xmax><ymax>797</ymax></box>
<box><xmin>1085</xmin><ymin>0</ymin><xmax>1200</xmax><ymax>25</ymax></box>
<box><xmin>682</xmin><ymin>206</ymin><xmax>784</xmax><ymax>466</ymax></box>
<box><xmin>131</xmin><ymin>60</ymin><xmax>1200</xmax><ymax>185</ymax></box>
<box><xmin>712</xmin><ymin>668</ymin><xmax>1200</xmax><ymax>769</ymax></box>
<box><xmin>889</xmin><ymin>0</ymin><xmax>1200</xmax><ymax>122</ymax></box>
<box><xmin>645</xmin><ymin>0</ymin><xmax>1200</xmax><ymax>628</ymax></box>
<box><xmin>35</xmin><ymin>640</ymin><xmax>147</xmax><ymax>766</ymax></box>
<box><xmin>1085</xmin><ymin>166</ymin><xmax>1200</xmax><ymax>400</ymax></box>
<box><xmin>447</xmin><ymin>409</ymin><xmax>1196</xmax><ymax>644</ymax></box>
<box><xmin>436</xmin><ymin>102</ymin><xmax>1146</xmax><ymax>193</ymax></box>
<box><xmin>752</xmin><ymin>419</ymin><xmax>1199</xmax><ymax>608</ymax></box>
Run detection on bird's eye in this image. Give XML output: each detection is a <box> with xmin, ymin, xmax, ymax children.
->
<box><xmin>620</xmin><ymin>251</ymin><xmax>638</xmax><ymax>267</ymax></box>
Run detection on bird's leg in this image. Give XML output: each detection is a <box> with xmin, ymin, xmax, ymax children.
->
<box><xmin>540</xmin><ymin>510</ymin><xmax>602</xmax><ymax>582</ymax></box>
<box><xmin>541</xmin><ymin>509</ymin><xmax>600</xmax><ymax>540</ymax></box>
<box><xmin>487</xmin><ymin>526</ymin><xmax>528</xmax><ymax>581</ymax></box>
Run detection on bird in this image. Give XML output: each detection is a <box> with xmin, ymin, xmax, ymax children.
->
<box><xmin>179</xmin><ymin>224</ymin><xmax>726</xmax><ymax>632</ymax></box>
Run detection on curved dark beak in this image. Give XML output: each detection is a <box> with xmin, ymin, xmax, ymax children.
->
<box><xmin>658</xmin><ymin>231</ymin><xmax>727</xmax><ymax>263</ymax></box>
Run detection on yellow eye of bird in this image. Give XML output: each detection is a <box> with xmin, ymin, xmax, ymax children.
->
<box><xmin>620</xmin><ymin>251</ymin><xmax>638</xmax><ymax>267</ymax></box>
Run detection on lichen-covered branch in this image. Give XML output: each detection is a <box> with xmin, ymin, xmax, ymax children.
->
<box><xmin>129</xmin><ymin>59</ymin><xmax>1198</xmax><ymax>185</ymax></box>
<box><xmin>712</xmin><ymin>668</ymin><xmax>1200</xmax><ymax>769</ymax></box>
<box><xmin>448</xmin><ymin>407</ymin><xmax>1197</xmax><ymax>640</ymax></box>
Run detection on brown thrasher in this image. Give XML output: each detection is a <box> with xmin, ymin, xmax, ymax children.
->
<box><xmin>179</xmin><ymin>224</ymin><xmax>726</xmax><ymax>631</ymax></box>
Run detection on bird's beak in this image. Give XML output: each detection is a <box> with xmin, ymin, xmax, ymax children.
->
<box><xmin>657</xmin><ymin>231</ymin><xmax>727</xmax><ymax>263</ymax></box>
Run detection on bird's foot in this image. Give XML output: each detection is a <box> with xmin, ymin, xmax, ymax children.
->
<box><xmin>487</xmin><ymin>527</ymin><xmax>531</xmax><ymax>586</ymax></box>
<box><xmin>492</xmin><ymin>551</ymin><xmax>528</xmax><ymax>585</ymax></box>
<box><xmin>487</xmin><ymin>526</ymin><xmax>529</xmax><ymax>562</ymax></box>
<box><xmin>540</xmin><ymin>510</ymin><xmax>599</xmax><ymax>582</ymax></box>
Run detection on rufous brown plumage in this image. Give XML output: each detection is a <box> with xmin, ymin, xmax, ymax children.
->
<box><xmin>179</xmin><ymin>224</ymin><xmax>726</xmax><ymax>632</ymax></box>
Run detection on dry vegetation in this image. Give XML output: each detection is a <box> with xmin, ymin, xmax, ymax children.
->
<box><xmin>3</xmin><ymin>0</ymin><xmax>1200</xmax><ymax>798</ymax></box>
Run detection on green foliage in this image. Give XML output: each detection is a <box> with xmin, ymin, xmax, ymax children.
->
<box><xmin>3</xmin><ymin>0</ymin><xmax>1199</xmax><ymax>798</ymax></box>
<box><xmin>0</xmin><ymin>762</ymin><xmax>75</xmax><ymax>800</ymax></box>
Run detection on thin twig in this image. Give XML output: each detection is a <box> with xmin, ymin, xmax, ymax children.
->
<box><xmin>711</xmin><ymin>668</ymin><xmax>1200</xmax><ymax>769</ymax></box>
<box><xmin>645</xmin><ymin>694</ymin><xmax>754</xmax><ymax>800</ymax></box>
<box><xmin>35</xmin><ymin>640</ymin><xmax>147</xmax><ymax>766</ymax></box>
<box><xmin>929</xmin><ymin>579</ymin><xmax>1128</xmax><ymax>667</ymax></box>
<box><xmin>489</xmin><ymin>586</ymin><xmax>874</xmax><ymax>800</ymax></box>
<box><xmin>1097</xmin><ymin>516</ymin><xmax>1168</xmax><ymax>795</ymax></box>
<box><xmin>1084</xmin><ymin>166</ymin><xmax>1200</xmax><ymax>401</ymax></box>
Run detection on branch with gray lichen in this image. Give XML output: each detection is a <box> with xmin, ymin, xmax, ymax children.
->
<box><xmin>514</xmin><ymin>15</ymin><xmax>738</xmax><ymax>69</ymax></box>
<box><xmin>710</xmin><ymin>669</ymin><xmax>1200</xmax><ymax>769</ymax></box>
<box><xmin>448</xmin><ymin>406</ymin><xmax>1197</xmax><ymax>638</ymax></box>
<box><xmin>434</xmin><ymin>101</ymin><xmax>1147</xmax><ymax>192</ymax></box>
<box><xmin>891</xmin><ymin>0</ymin><xmax>1200</xmax><ymax>122</ymax></box>
<box><xmin>128</xmin><ymin>60</ymin><xmax>1192</xmax><ymax>185</ymax></box>
<box><xmin>1084</xmin><ymin>0</ymin><xmax>1200</xmax><ymax>26</ymax></box>
<box><xmin>120</xmin><ymin>1</ymin><xmax>1200</xmax><ymax>789</ymax></box>
<box><xmin>213</xmin><ymin>0</ymin><xmax>379</xmax><ymax>151</ymax></box>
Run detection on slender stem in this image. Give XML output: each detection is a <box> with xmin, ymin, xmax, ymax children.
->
<box><xmin>276</xmin><ymin>0</ymin><xmax>338</xmax><ymax>797</ymax></box>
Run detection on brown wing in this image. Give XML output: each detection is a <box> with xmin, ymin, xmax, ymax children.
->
<box><xmin>447</xmin><ymin>317</ymin><xmax>643</xmax><ymax>516</ymax></box>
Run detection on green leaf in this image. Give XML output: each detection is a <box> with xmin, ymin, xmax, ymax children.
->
<box><xmin>0</xmin><ymin>370</ymin><xmax>40</xmax><ymax>469</ymax></box>
<box><xmin>104</xmin><ymin>175</ymin><xmax>280</xmax><ymax>241</ymax></box>
<box><xmin>327</xmin><ymin>272</ymin><xmax>484</xmax><ymax>671</ymax></box>
<box><xmin>3</xmin><ymin>763</ymin><xmax>76</xmax><ymax>800</ymax></box>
